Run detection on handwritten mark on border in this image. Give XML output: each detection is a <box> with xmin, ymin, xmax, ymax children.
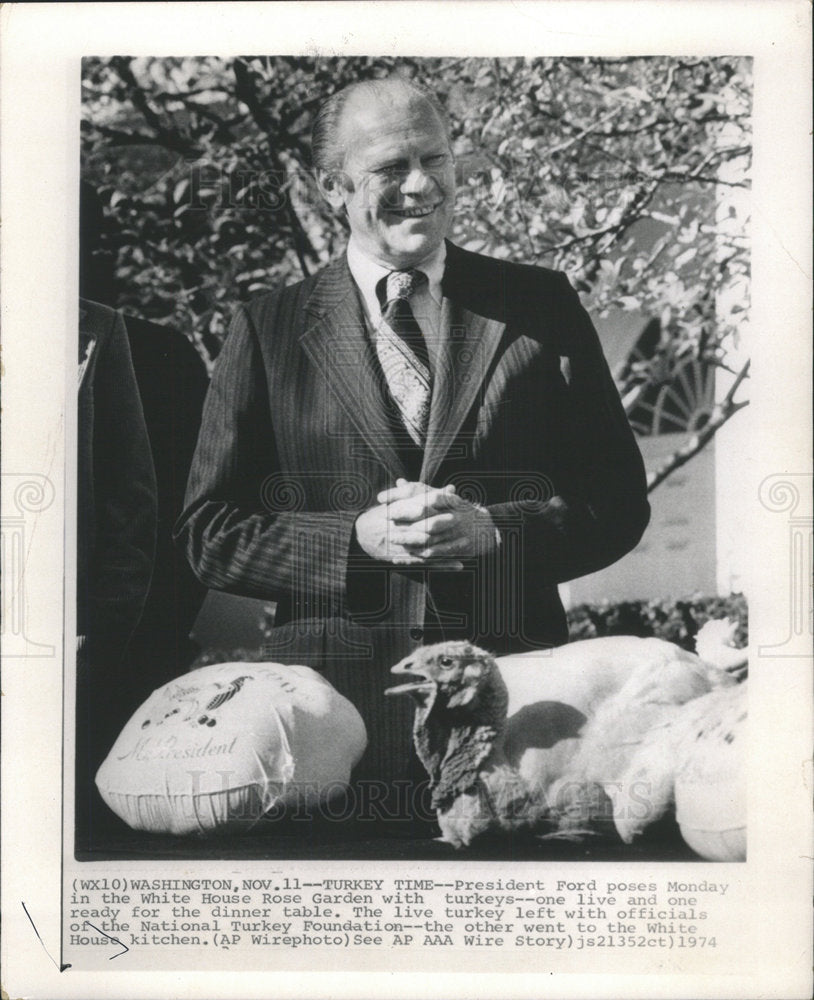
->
<box><xmin>83</xmin><ymin>920</ymin><xmax>130</xmax><ymax>960</ymax></box>
<box><xmin>21</xmin><ymin>901</ymin><xmax>71</xmax><ymax>972</ymax></box>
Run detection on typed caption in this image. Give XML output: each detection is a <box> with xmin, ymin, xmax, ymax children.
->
<box><xmin>64</xmin><ymin>871</ymin><xmax>735</xmax><ymax>969</ymax></box>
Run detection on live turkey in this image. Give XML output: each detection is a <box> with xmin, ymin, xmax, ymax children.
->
<box><xmin>385</xmin><ymin>635</ymin><xmax>739</xmax><ymax>850</ymax></box>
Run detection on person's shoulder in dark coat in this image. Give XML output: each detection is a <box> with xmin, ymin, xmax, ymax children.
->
<box><xmin>77</xmin><ymin>298</ymin><xmax>157</xmax><ymax>656</ymax></box>
<box><xmin>122</xmin><ymin>314</ymin><xmax>210</xmax><ymax>679</ymax></box>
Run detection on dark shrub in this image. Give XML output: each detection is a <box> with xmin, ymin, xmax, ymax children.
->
<box><xmin>567</xmin><ymin>593</ymin><xmax>748</xmax><ymax>651</ymax></box>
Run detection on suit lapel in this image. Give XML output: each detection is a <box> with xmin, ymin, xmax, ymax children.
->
<box><xmin>299</xmin><ymin>244</ymin><xmax>507</xmax><ymax>485</ymax></box>
<box><xmin>422</xmin><ymin>246</ymin><xmax>506</xmax><ymax>483</ymax></box>
<box><xmin>299</xmin><ymin>255</ymin><xmax>407</xmax><ymax>478</ymax></box>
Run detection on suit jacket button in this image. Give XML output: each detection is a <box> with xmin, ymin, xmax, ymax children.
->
<box><xmin>410</xmin><ymin>627</ymin><xmax>424</xmax><ymax>641</ymax></box>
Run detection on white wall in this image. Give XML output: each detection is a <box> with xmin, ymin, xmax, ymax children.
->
<box><xmin>562</xmin><ymin>433</ymin><xmax>718</xmax><ymax>608</ymax></box>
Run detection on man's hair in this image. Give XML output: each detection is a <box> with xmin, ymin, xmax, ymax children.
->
<box><xmin>311</xmin><ymin>77</ymin><xmax>450</xmax><ymax>174</ymax></box>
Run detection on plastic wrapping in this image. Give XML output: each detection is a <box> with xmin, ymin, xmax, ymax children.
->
<box><xmin>673</xmin><ymin>683</ymin><xmax>747</xmax><ymax>861</ymax></box>
<box><xmin>614</xmin><ymin>682</ymin><xmax>746</xmax><ymax>861</ymax></box>
<box><xmin>95</xmin><ymin>661</ymin><xmax>367</xmax><ymax>835</ymax></box>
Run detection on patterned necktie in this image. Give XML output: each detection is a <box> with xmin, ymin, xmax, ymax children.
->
<box><xmin>375</xmin><ymin>269</ymin><xmax>432</xmax><ymax>448</ymax></box>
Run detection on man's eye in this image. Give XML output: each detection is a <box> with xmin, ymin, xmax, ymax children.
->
<box><xmin>423</xmin><ymin>155</ymin><xmax>448</xmax><ymax>168</ymax></box>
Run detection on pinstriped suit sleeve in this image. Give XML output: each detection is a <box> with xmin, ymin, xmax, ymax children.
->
<box><xmin>487</xmin><ymin>272</ymin><xmax>649</xmax><ymax>585</ymax></box>
<box><xmin>174</xmin><ymin>304</ymin><xmax>358</xmax><ymax>602</ymax></box>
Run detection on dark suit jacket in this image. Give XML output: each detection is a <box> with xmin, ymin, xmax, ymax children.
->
<box><xmin>78</xmin><ymin>299</ymin><xmax>157</xmax><ymax>656</ymax></box>
<box><xmin>123</xmin><ymin>315</ymin><xmax>209</xmax><ymax>683</ymax></box>
<box><xmin>77</xmin><ymin>300</ymin><xmax>158</xmax><ymax>841</ymax></box>
<box><xmin>176</xmin><ymin>242</ymin><xmax>649</xmax><ymax>670</ymax></box>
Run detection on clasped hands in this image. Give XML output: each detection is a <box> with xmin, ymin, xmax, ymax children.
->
<box><xmin>354</xmin><ymin>478</ymin><xmax>499</xmax><ymax>571</ymax></box>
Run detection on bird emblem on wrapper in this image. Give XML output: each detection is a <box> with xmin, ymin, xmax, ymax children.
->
<box><xmin>139</xmin><ymin>675</ymin><xmax>254</xmax><ymax>730</ymax></box>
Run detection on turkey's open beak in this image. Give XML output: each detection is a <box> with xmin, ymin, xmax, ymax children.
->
<box><xmin>384</xmin><ymin>658</ymin><xmax>435</xmax><ymax>697</ymax></box>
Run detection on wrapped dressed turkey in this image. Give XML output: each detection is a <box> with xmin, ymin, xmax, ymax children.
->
<box><xmin>96</xmin><ymin>661</ymin><xmax>367</xmax><ymax>835</ymax></box>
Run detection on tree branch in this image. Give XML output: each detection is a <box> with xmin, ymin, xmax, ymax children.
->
<box><xmin>543</xmin><ymin>105</ymin><xmax>625</xmax><ymax>157</ymax></box>
<box><xmin>541</xmin><ymin>179</ymin><xmax>662</xmax><ymax>257</ymax></box>
<box><xmin>232</xmin><ymin>57</ymin><xmax>316</xmax><ymax>277</ymax></box>
<box><xmin>81</xmin><ymin>121</ymin><xmax>172</xmax><ymax>149</ymax></box>
<box><xmin>110</xmin><ymin>57</ymin><xmax>201</xmax><ymax>157</ymax></box>
<box><xmin>646</xmin><ymin>359</ymin><xmax>751</xmax><ymax>492</ymax></box>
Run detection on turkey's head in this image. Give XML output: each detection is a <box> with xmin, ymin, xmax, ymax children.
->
<box><xmin>385</xmin><ymin>642</ymin><xmax>509</xmax><ymax>810</ymax></box>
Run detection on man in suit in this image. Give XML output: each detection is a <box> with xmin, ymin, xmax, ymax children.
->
<box><xmin>175</xmin><ymin>77</ymin><xmax>650</xmax><ymax>785</ymax></box>
<box><xmin>77</xmin><ymin>298</ymin><xmax>157</xmax><ymax>850</ymax></box>
<box><xmin>80</xmin><ymin>180</ymin><xmax>210</xmax><ymax>688</ymax></box>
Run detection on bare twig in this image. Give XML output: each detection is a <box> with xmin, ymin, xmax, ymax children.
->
<box><xmin>82</xmin><ymin>121</ymin><xmax>172</xmax><ymax>149</ymax></box>
<box><xmin>544</xmin><ymin>106</ymin><xmax>625</xmax><ymax>157</ymax></box>
<box><xmin>646</xmin><ymin>359</ymin><xmax>751</xmax><ymax>492</ymax></box>
<box><xmin>541</xmin><ymin>179</ymin><xmax>662</xmax><ymax>258</ymax></box>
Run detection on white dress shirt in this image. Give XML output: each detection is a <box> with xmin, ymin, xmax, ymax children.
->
<box><xmin>346</xmin><ymin>237</ymin><xmax>446</xmax><ymax>372</ymax></box>
<box><xmin>346</xmin><ymin>237</ymin><xmax>501</xmax><ymax>547</ymax></box>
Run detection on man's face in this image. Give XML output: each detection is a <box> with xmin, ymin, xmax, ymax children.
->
<box><xmin>324</xmin><ymin>90</ymin><xmax>456</xmax><ymax>269</ymax></box>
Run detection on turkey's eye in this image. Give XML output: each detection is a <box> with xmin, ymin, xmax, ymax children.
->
<box><xmin>439</xmin><ymin>656</ymin><xmax>454</xmax><ymax>668</ymax></box>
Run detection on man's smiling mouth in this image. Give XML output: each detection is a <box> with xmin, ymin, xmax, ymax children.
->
<box><xmin>388</xmin><ymin>204</ymin><xmax>440</xmax><ymax>219</ymax></box>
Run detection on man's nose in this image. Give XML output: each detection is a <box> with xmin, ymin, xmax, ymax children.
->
<box><xmin>400</xmin><ymin>166</ymin><xmax>434</xmax><ymax>197</ymax></box>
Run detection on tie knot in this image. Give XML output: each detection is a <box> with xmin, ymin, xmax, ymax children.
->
<box><xmin>378</xmin><ymin>268</ymin><xmax>427</xmax><ymax>311</ymax></box>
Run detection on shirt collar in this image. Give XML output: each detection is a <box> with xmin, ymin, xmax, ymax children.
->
<box><xmin>347</xmin><ymin>238</ymin><xmax>446</xmax><ymax>321</ymax></box>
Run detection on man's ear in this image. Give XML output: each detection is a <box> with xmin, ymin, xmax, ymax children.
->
<box><xmin>316</xmin><ymin>169</ymin><xmax>351</xmax><ymax>210</ymax></box>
